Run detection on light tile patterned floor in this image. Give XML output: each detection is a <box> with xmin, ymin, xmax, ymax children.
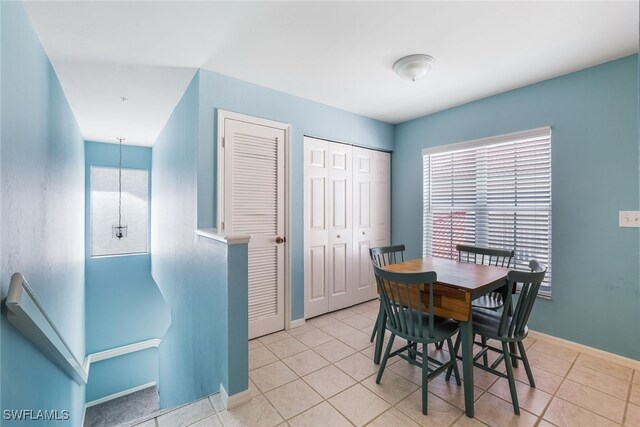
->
<box><xmin>134</xmin><ymin>300</ymin><xmax>640</xmax><ymax>427</ymax></box>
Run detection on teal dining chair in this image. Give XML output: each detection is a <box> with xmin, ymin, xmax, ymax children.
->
<box><xmin>436</xmin><ymin>244</ymin><xmax>514</xmax><ymax>352</ymax></box>
<box><xmin>446</xmin><ymin>260</ymin><xmax>547</xmax><ymax>415</ymax></box>
<box><xmin>457</xmin><ymin>244</ymin><xmax>515</xmax><ymax>310</ymax></box>
<box><xmin>373</xmin><ymin>265</ymin><xmax>461</xmax><ymax>415</ymax></box>
<box><xmin>368</xmin><ymin>244</ymin><xmax>406</xmax><ymax>343</ymax></box>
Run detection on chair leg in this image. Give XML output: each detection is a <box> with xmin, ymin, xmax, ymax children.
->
<box><xmin>509</xmin><ymin>341</ymin><xmax>519</xmax><ymax>368</ymax></box>
<box><xmin>376</xmin><ymin>333</ymin><xmax>395</xmax><ymax>384</ymax></box>
<box><xmin>481</xmin><ymin>336</ymin><xmax>489</xmax><ymax>366</ymax></box>
<box><xmin>370</xmin><ymin>304</ymin><xmax>382</xmax><ymax>342</ymax></box>
<box><xmin>445</xmin><ymin>333</ymin><xmax>461</xmax><ymax>381</ymax></box>
<box><xmin>446</xmin><ymin>337</ymin><xmax>461</xmax><ymax>386</ymax></box>
<box><xmin>373</xmin><ymin>310</ymin><xmax>386</xmax><ymax>364</ymax></box>
<box><xmin>517</xmin><ymin>341</ymin><xmax>536</xmax><ymax>388</ymax></box>
<box><xmin>408</xmin><ymin>341</ymin><xmax>417</xmax><ymax>361</ymax></box>
<box><xmin>502</xmin><ymin>342</ymin><xmax>520</xmax><ymax>415</ymax></box>
<box><xmin>421</xmin><ymin>344</ymin><xmax>430</xmax><ymax>415</ymax></box>
<box><xmin>435</xmin><ymin>340</ymin><xmax>444</xmax><ymax>350</ymax></box>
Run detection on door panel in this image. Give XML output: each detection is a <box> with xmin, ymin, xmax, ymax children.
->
<box><xmin>352</xmin><ymin>147</ymin><xmax>374</xmax><ymax>304</ymax></box>
<box><xmin>331</xmin><ymin>244</ymin><xmax>347</xmax><ymax>295</ymax></box>
<box><xmin>223</xmin><ymin>118</ymin><xmax>285</xmax><ymax>339</ymax></box>
<box><xmin>332</xmin><ymin>179</ymin><xmax>347</xmax><ymax>229</ymax></box>
<box><xmin>304</xmin><ymin>138</ymin><xmax>330</xmax><ymax>318</ymax></box>
<box><xmin>371</xmin><ymin>151</ymin><xmax>391</xmax><ymax>298</ymax></box>
<box><xmin>327</xmin><ymin>142</ymin><xmax>352</xmax><ymax>311</ymax></box>
<box><xmin>309</xmin><ymin>246</ymin><xmax>326</xmax><ymax>301</ymax></box>
<box><xmin>310</xmin><ymin>178</ymin><xmax>326</xmax><ymax>230</ymax></box>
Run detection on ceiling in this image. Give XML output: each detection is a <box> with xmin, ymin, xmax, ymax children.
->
<box><xmin>24</xmin><ymin>1</ymin><xmax>639</xmax><ymax>147</ymax></box>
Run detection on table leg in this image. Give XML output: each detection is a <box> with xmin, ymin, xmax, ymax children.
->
<box><xmin>373</xmin><ymin>310</ymin><xmax>386</xmax><ymax>365</ymax></box>
<box><xmin>460</xmin><ymin>321</ymin><xmax>475</xmax><ymax>417</ymax></box>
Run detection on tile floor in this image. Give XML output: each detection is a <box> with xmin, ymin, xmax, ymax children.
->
<box><xmin>134</xmin><ymin>300</ymin><xmax>640</xmax><ymax>427</ymax></box>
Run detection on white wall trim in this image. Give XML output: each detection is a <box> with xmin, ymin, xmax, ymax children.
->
<box><xmin>528</xmin><ymin>330</ymin><xmax>640</xmax><ymax>370</ymax></box>
<box><xmin>85</xmin><ymin>382</ymin><xmax>157</xmax><ymax>408</ymax></box>
<box><xmin>84</xmin><ymin>338</ymin><xmax>161</xmax><ymax>376</ymax></box>
<box><xmin>81</xmin><ymin>405</ymin><xmax>86</xmax><ymax>427</ymax></box>
<box><xmin>284</xmin><ymin>124</ymin><xmax>292</xmax><ymax>331</ymax></box>
<box><xmin>219</xmin><ymin>384</ymin><xmax>252</xmax><ymax>410</ymax></box>
<box><xmin>289</xmin><ymin>318</ymin><xmax>306</xmax><ymax>329</ymax></box>
<box><xmin>194</xmin><ymin>228</ymin><xmax>251</xmax><ymax>244</ymax></box>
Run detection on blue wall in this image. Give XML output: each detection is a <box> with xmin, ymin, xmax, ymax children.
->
<box><xmin>393</xmin><ymin>55</ymin><xmax>640</xmax><ymax>359</ymax></box>
<box><xmin>84</xmin><ymin>141</ymin><xmax>170</xmax><ymax>402</ymax></box>
<box><xmin>197</xmin><ymin>69</ymin><xmax>395</xmax><ymax>320</ymax></box>
<box><xmin>1</xmin><ymin>2</ymin><xmax>85</xmax><ymax>424</ymax></box>
<box><xmin>151</xmin><ymin>74</ymin><xmax>234</xmax><ymax>407</ymax></box>
<box><xmin>149</xmin><ymin>69</ymin><xmax>392</xmax><ymax>407</ymax></box>
<box><xmin>85</xmin><ymin>349</ymin><xmax>159</xmax><ymax>404</ymax></box>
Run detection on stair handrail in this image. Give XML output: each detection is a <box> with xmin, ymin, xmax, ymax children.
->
<box><xmin>5</xmin><ymin>272</ymin><xmax>87</xmax><ymax>384</ymax></box>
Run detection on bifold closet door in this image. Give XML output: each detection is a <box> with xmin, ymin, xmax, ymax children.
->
<box><xmin>303</xmin><ymin>137</ymin><xmax>353</xmax><ymax>318</ymax></box>
<box><xmin>370</xmin><ymin>150</ymin><xmax>391</xmax><ymax>298</ymax></box>
<box><xmin>352</xmin><ymin>147</ymin><xmax>375</xmax><ymax>304</ymax></box>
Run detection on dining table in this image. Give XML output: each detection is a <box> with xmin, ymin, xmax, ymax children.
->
<box><xmin>376</xmin><ymin>256</ymin><xmax>510</xmax><ymax>418</ymax></box>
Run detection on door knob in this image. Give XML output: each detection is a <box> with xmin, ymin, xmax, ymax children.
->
<box><xmin>337</xmin><ymin>235</ymin><xmax>341</xmax><ymax>238</ymax></box>
<box><xmin>275</xmin><ymin>237</ymin><xmax>286</xmax><ymax>244</ymax></box>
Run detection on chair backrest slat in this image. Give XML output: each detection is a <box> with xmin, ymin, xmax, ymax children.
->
<box><xmin>497</xmin><ymin>261</ymin><xmax>547</xmax><ymax>339</ymax></box>
<box><xmin>370</xmin><ymin>245</ymin><xmax>406</xmax><ymax>267</ymax></box>
<box><xmin>373</xmin><ymin>265</ymin><xmax>437</xmax><ymax>341</ymax></box>
<box><xmin>456</xmin><ymin>244</ymin><xmax>514</xmax><ymax>269</ymax></box>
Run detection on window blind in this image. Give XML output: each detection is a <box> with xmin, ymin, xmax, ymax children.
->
<box><xmin>423</xmin><ymin>128</ymin><xmax>552</xmax><ymax>295</ymax></box>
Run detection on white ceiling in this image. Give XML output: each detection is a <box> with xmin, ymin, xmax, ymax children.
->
<box><xmin>24</xmin><ymin>1</ymin><xmax>639</xmax><ymax>147</ymax></box>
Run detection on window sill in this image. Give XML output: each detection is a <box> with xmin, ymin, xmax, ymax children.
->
<box><xmin>90</xmin><ymin>252</ymin><xmax>149</xmax><ymax>259</ymax></box>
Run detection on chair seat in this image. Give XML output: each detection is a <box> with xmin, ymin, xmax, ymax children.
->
<box><xmin>386</xmin><ymin>309</ymin><xmax>459</xmax><ymax>342</ymax></box>
<box><xmin>471</xmin><ymin>307</ymin><xmax>528</xmax><ymax>341</ymax></box>
<box><xmin>471</xmin><ymin>292</ymin><xmax>503</xmax><ymax>310</ymax></box>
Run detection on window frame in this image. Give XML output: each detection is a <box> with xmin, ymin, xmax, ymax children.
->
<box><xmin>422</xmin><ymin>127</ymin><xmax>552</xmax><ymax>297</ymax></box>
<box><xmin>89</xmin><ymin>165</ymin><xmax>150</xmax><ymax>258</ymax></box>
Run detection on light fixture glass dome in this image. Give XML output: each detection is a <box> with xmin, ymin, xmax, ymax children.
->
<box><xmin>393</xmin><ymin>54</ymin><xmax>435</xmax><ymax>82</ymax></box>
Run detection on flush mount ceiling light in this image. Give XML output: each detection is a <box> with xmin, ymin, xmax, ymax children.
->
<box><xmin>393</xmin><ymin>54</ymin><xmax>435</xmax><ymax>82</ymax></box>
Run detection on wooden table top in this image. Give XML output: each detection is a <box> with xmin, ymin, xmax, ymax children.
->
<box><xmin>382</xmin><ymin>257</ymin><xmax>510</xmax><ymax>298</ymax></box>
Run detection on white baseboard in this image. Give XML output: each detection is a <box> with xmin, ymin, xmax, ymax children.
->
<box><xmin>219</xmin><ymin>383</ymin><xmax>251</xmax><ymax>410</ymax></box>
<box><xmin>528</xmin><ymin>330</ymin><xmax>640</xmax><ymax>370</ymax></box>
<box><xmin>84</xmin><ymin>338</ymin><xmax>162</xmax><ymax>376</ymax></box>
<box><xmin>289</xmin><ymin>318</ymin><xmax>306</xmax><ymax>329</ymax></box>
<box><xmin>85</xmin><ymin>382</ymin><xmax>157</xmax><ymax>408</ymax></box>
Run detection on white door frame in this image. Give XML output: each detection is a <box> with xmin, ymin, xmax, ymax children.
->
<box><xmin>217</xmin><ymin>109</ymin><xmax>293</xmax><ymax>331</ymax></box>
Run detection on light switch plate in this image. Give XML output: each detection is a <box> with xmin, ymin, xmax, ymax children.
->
<box><xmin>619</xmin><ymin>211</ymin><xmax>640</xmax><ymax>228</ymax></box>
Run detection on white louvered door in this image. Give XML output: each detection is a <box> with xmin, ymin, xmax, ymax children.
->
<box><xmin>223</xmin><ymin>117</ymin><xmax>286</xmax><ymax>339</ymax></box>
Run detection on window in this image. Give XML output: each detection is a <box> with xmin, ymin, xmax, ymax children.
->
<box><xmin>423</xmin><ymin>127</ymin><xmax>552</xmax><ymax>295</ymax></box>
<box><xmin>90</xmin><ymin>166</ymin><xmax>149</xmax><ymax>257</ymax></box>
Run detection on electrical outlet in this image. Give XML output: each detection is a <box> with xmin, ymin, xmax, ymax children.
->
<box><xmin>619</xmin><ymin>211</ymin><xmax>640</xmax><ymax>228</ymax></box>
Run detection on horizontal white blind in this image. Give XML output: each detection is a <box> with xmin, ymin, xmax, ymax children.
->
<box><xmin>423</xmin><ymin>128</ymin><xmax>552</xmax><ymax>294</ymax></box>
